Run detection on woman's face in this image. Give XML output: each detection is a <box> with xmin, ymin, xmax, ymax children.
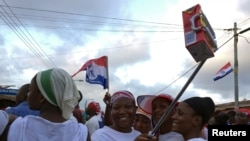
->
<box><xmin>133</xmin><ymin>114</ymin><xmax>151</xmax><ymax>134</ymax></box>
<box><xmin>28</xmin><ymin>77</ymin><xmax>42</xmax><ymax>110</ymax></box>
<box><xmin>111</xmin><ymin>97</ymin><xmax>136</xmax><ymax>132</ymax></box>
<box><xmin>171</xmin><ymin>102</ymin><xmax>201</xmax><ymax>136</ymax></box>
<box><xmin>151</xmin><ymin>98</ymin><xmax>172</xmax><ymax>124</ymax></box>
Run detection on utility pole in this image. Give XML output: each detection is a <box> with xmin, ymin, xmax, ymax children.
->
<box><xmin>233</xmin><ymin>22</ymin><xmax>239</xmax><ymax>110</ymax></box>
<box><xmin>234</xmin><ymin>23</ymin><xmax>250</xmax><ymax>110</ymax></box>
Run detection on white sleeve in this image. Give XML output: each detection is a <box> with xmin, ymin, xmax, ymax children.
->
<box><xmin>85</xmin><ymin>116</ymin><xmax>100</xmax><ymax>135</ymax></box>
<box><xmin>0</xmin><ymin>110</ymin><xmax>9</xmax><ymax>135</ymax></box>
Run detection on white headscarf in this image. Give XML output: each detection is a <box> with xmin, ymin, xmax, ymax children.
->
<box><xmin>0</xmin><ymin>110</ymin><xmax>9</xmax><ymax>135</ymax></box>
<box><xmin>36</xmin><ymin>68</ymin><xmax>80</xmax><ymax>119</ymax></box>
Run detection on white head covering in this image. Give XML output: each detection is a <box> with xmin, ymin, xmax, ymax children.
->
<box><xmin>0</xmin><ymin>110</ymin><xmax>9</xmax><ymax>135</ymax></box>
<box><xmin>36</xmin><ymin>68</ymin><xmax>80</xmax><ymax>119</ymax></box>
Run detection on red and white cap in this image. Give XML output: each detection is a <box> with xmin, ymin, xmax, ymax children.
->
<box><xmin>137</xmin><ymin>93</ymin><xmax>176</xmax><ymax>114</ymax></box>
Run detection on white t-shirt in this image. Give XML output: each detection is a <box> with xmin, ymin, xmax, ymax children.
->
<box><xmin>8</xmin><ymin>115</ymin><xmax>88</xmax><ymax>141</ymax></box>
<box><xmin>86</xmin><ymin>115</ymin><xmax>100</xmax><ymax>135</ymax></box>
<box><xmin>91</xmin><ymin>126</ymin><xmax>141</xmax><ymax>141</ymax></box>
<box><xmin>187</xmin><ymin>138</ymin><xmax>207</xmax><ymax>141</ymax></box>
<box><xmin>0</xmin><ymin>110</ymin><xmax>9</xmax><ymax>135</ymax></box>
<box><xmin>202</xmin><ymin>127</ymin><xmax>208</xmax><ymax>140</ymax></box>
<box><xmin>159</xmin><ymin>131</ymin><xmax>185</xmax><ymax>141</ymax></box>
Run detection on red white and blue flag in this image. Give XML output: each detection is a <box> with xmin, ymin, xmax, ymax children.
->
<box><xmin>72</xmin><ymin>56</ymin><xmax>109</xmax><ymax>89</ymax></box>
<box><xmin>213</xmin><ymin>62</ymin><xmax>233</xmax><ymax>81</ymax></box>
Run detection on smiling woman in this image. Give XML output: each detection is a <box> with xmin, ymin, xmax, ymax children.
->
<box><xmin>171</xmin><ymin>96</ymin><xmax>215</xmax><ymax>141</ymax></box>
<box><xmin>91</xmin><ymin>90</ymin><xmax>141</xmax><ymax>141</ymax></box>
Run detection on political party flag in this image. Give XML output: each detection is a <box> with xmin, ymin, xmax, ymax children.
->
<box><xmin>72</xmin><ymin>56</ymin><xmax>109</xmax><ymax>89</ymax></box>
<box><xmin>213</xmin><ymin>62</ymin><xmax>233</xmax><ymax>81</ymax></box>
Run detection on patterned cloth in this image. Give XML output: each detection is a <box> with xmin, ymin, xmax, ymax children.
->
<box><xmin>110</xmin><ymin>90</ymin><xmax>135</xmax><ymax>105</ymax></box>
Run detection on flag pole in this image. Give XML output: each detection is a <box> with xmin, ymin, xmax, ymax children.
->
<box><xmin>105</xmin><ymin>56</ymin><xmax>110</xmax><ymax>105</ymax></box>
<box><xmin>106</xmin><ymin>56</ymin><xmax>109</xmax><ymax>92</ymax></box>
<box><xmin>148</xmin><ymin>59</ymin><xmax>206</xmax><ymax>138</ymax></box>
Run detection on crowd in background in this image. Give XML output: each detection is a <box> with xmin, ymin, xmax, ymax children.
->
<box><xmin>0</xmin><ymin>67</ymin><xmax>250</xmax><ymax>141</ymax></box>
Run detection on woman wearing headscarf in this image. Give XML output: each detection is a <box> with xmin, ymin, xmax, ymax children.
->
<box><xmin>85</xmin><ymin>101</ymin><xmax>104</xmax><ymax>135</ymax></box>
<box><xmin>91</xmin><ymin>90</ymin><xmax>141</xmax><ymax>141</ymax></box>
<box><xmin>7</xmin><ymin>68</ymin><xmax>89</xmax><ymax>141</ymax></box>
<box><xmin>91</xmin><ymin>90</ymin><xmax>156</xmax><ymax>141</ymax></box>
<box><xmin>171</xmin><ymin>96</ymin><xmax>215</xmax><ymax>141</ymax></box>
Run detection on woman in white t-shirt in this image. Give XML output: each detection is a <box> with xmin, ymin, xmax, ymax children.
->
<box><xmin>91</xmin><ymin>90</ymin><xmax>141</xmax><ymax>141</ymax></box>
<box><xmin>85</xmin><ymin>101</ymin><xmax>104</xmax><ymax>135</ymax></box>
<box><xmin>7</xmin><ymin>68</ymin><xmax>89</xmax><ymax>141</ymax></box>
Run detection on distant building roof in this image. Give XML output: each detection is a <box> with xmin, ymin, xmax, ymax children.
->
<box><xmin>0</xmin><ymin>88</ymin><xmax>18</xmax><ymax>102</ymax></box>
<box><xmin>216</xmin><ymin>100</ymin><xmax>250</xmax><ymax>111</ymax></box>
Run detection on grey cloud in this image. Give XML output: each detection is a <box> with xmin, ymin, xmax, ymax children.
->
<box><xmin>238</xmin><ymin>0</ymin><xmax>250</xmax><ymax>15</ymax></box>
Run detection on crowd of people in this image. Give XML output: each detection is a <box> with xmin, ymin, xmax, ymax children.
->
<box><xmin>0</xmin><ymin>67</ymin><xmax>249</xmax><ymax>141</ymax></box>
<box><xmin>208</xmin><ymin>108</ymin><xmax>250</xmax><ymax>126</ymax></box>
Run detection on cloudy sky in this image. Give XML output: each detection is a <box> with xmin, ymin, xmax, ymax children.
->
<box><xmin>0</xmin><ymin>0</ymin><xmax>249</xmax><ymax>110</ymax></box>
